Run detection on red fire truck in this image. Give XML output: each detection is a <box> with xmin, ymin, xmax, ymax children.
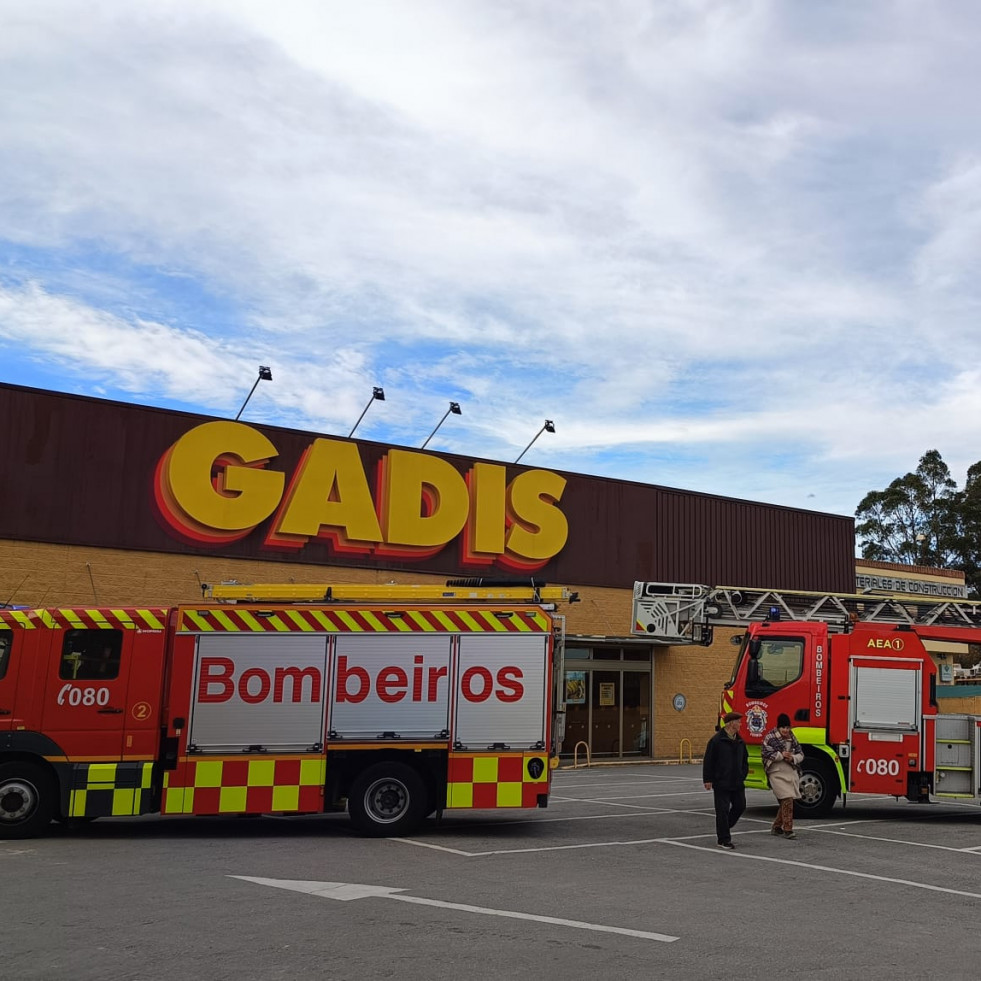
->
<box><xmin>633</xmin><ymin>582</ymin><xmax>981</xmax><ymax>816</ymax></box>
<box><xmin>0</xmin><ymin>580</ymin><xmax>574</xmax><ymax>839</ymax></box>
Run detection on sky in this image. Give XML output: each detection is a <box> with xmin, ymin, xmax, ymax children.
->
<box><xmin>2</xmin><ymin>1</ymin><xmax>981</xmax><ymax>521</ymax></box>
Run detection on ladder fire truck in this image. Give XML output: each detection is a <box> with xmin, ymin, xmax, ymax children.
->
<box><xmin>633</xmin><ymin>581</ymin><xmax>981</xmax><ymax>816</ymax></box>
<box><xmin>0</xmin><ymin>580</ymin><xmax>575</xmax><ymax>839</ymax></box>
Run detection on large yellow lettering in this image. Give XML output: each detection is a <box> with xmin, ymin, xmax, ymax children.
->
<box><xmin>154</xmin><ymin>421</ymin><xmax>284</xmax><ymax>543</ymax></box>
<box><xmin>154</xmin><ymin>424</ymin><xmax>570</xmax><ymax>567</ymax></box>
<box><xmin>502</xmin><ymin>470</ymin><xmax>569</xmax><ymax>566</ymax></box>
<box><xmin>266</xmin><ymin>439</ymin><xmax>383</xmax><ymax>550</ymax></box>
<box><xmin>378</xmin><ymin>449</ymin><xmax>469</xmax><ymax>555</ymax></box>
<box><xmin>462</xmin><ymin>462</ymin><xmax>506</xmax><ymax>564</ymax></box>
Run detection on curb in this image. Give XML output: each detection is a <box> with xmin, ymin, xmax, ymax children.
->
<box><xmin>558</xmin><ymin>757</ymin><xmax>703</xmax><ymax>770</ymax></box>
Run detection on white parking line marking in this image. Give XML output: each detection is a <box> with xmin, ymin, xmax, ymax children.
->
<box><xmin>809</xmin><ymin>827</ymin><xmax>981</xmax><ymax>853</ymax></box>
<box><xmin>231</xmin><ymin>877</ymin><xmax>680</xmax><ymax>943</ymax></box>
<box><xmin>553</xmin><ymin>790</ymin><xmax>715</xmax><ymax>804</ymax></box>
<box><xmin>556</xmin><ymin>777</ymin><xmax>703</xmax><ymax>790</ymax></box>
<box><xmin>661</xmin><ymin>840</ymin><xmax>981</xmax><ymax>899</ymax></box>
<box><xmin>552</xmin><ymin>795</ymin><xmax>701</xmax><ymax>811</ymax></box>
<box><xmin>391</xmin><ymin>838</ymin><xmax>475</xmax><ymax>855</ymax></box>
<box><xmin>810</xmin><ymin>820</ymin><xmax>878</xmax><ymax>827</ymax></box>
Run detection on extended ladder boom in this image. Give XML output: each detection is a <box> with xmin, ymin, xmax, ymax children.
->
<box><xmin>632</xmin><ymin>581</ymin><xmax>981</xmax><ymax>644</ymax></box>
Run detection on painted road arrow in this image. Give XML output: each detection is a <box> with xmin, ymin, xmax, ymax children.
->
<box><xmin>230</xmin><ymin>876</ymin><xmax>679</xmax><ymax>943</ymax></box>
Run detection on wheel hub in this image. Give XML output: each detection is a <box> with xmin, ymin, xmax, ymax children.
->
<box><xmin>367</xmin><ymin>780</ymin><xmax>407</xmax><ymax>822</ymax></box>
<box><xmin>0</xmin><ymin>782</ymin><xmax>36</xmax><ymax>822</ymax></box>
<box><xmin>799</xmin><ymin>772</ymin><xmax>822</xmax><ymax>805</ymax></box>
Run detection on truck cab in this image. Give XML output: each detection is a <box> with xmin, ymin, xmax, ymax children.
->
<box><xmin>724</xmin><ymin>620</ymin><xmax>842</xmax><ymax>815</ymax></box>
<box><xmin>725</xmin><ymin>619</ymin><xmax>947</xmax><ymax>816</ymax></box>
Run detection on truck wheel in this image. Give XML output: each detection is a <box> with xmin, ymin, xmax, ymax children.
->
<box><xmin>348</xmin><ymin>762</ymin><xmax>427</xmax><ymax>837</ymax></box>
<box><xmin>795</xmin><ymin>756</ymin><xmax>838</xmax><ymax>818</ymax></box>
<box><xmin>0</xmin><ymin>763</ymin><xmax>56</xmax><ymax>839</ymax></box>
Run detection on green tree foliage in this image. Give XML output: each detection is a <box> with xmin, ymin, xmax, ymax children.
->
<box><xmin>855</xmin><ymin>449</ymin><xmax>979</xmax><ymax>595</ymax></box>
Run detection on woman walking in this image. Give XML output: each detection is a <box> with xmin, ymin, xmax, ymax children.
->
<box><xmin>762</xmin><ymin>713</ymin><xmax>804</xmax><ymax>839</ymax></box>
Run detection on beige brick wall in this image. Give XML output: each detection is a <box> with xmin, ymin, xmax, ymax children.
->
<box><xmin>1</xmin><ymin>539</ymin><xmax>734</xmax><ymax>756</ymax></box>
<box><xmin>650</xmin><ymin>627</ymin><xmax>739</xmax><ymax>760</ymax></box>
<box><xmin>0</xmin><ymin>539</ymin><xmax>452</xmax><ymax>608</ymax></box>
<box><xmin>937</xmin><ymin>695</ymin><xmax>981</xmax><ymax>714</ymax></box>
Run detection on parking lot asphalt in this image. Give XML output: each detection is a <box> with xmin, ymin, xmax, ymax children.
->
<box><xmin>5</xmin><ymin>762</ymin><xmax>981</xmax><ymax>980</ymax></box>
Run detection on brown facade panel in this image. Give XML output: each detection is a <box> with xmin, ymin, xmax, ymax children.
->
<box><xmin>0</xmin><ymin>383</ymin><xmax>855</xmax><ymax>592</ymax></box>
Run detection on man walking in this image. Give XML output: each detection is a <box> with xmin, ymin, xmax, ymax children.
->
<box><xmin>702</xmin><ymin>711</ymin><xmax>749</xmax><ymax>850</ymax></box>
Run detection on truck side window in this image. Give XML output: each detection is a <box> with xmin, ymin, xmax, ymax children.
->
<box><xmin>0</xmin><ymin>633</ymin><xmax>10</xmax><ymax>680</ymax></box>
<box><xmin>745</xmin><ymin>638</ymin><xmax>804</xmax><ymax>697</ymax></box>
<box><xmin>59</xmin><ymin>629</ymin><xmax>122</xmax><ymax>680</ymax></box>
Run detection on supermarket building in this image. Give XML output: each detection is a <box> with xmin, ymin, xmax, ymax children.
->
<box><xmin>0</xmin><ymin>382</ymin><xmax>928</xmax><ymax>761</ymax></box>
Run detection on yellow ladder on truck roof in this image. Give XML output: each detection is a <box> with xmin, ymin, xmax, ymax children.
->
<box><xmin>206</xmin><ymin>581</ymin><xmax>578</xmax><ymax>604</ymax></box>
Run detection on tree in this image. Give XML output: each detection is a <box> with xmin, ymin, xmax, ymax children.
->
<box><xmin>855</xmin><ymin>450</ymin><xmax>959</xmax><ymax>568</ymax></box>
<box><xmin>951</xmin><ymin>460</ymin><xmax>981</xmax><ymax>595</ymax></box>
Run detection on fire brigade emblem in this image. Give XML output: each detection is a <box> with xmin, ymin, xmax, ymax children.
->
<box><xmin>745</xmin><ymin>704</ymin><xmax>768</xmax><ymax>737</ymax></box>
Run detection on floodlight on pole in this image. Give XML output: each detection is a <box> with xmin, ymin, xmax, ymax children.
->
<box><xmin>420</xmin><ymin>401</ymin><xmax>462</xmax><ymax>449</ymax></box>
<box><xmin>348</xmin><ymin>386</ymin><xmax>386</xmax><ymax>438</ymax></box>
<box><xmin>234</xmin><ymin>365</ymin><xmax>273</xmax><ymax>421</ymax></box>
<box><xmin>515</xmin><ymin>419</ymin><xmax>555</xmax><ymax>464</ymax></box>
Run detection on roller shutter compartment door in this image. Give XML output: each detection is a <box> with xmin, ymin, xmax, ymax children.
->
<box><xmin>454</xmin><ymin>634</ymin><xmax>549</xmax><ymax>749</ymax></box>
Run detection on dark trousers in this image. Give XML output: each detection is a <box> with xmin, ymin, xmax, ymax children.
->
<box><xmin>713</xmin><ymin>786</ymin><xmax>746</xmax><ymax>844</ymax></box>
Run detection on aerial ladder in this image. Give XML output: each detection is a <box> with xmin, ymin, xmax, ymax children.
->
<box><xmin>631</xmin><ymin>581</ymin><xmax>981</xmax><ymax>645</ymax></box>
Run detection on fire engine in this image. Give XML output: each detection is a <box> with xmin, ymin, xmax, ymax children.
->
<box><xmin>0</xmin><ymin>580</ymin><xmax>575</xmax><ymax>839</ymax></box>
<box><xmin>633</xmin><ymin>581</ymin><xmax>981</xmax><ymax>816</ymax></box>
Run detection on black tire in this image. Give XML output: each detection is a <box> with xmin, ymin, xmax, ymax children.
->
<box><xmin>0</xmin><ymin>762</ymin><xmax>57</xmax><ymax>839</ymax></box>
<box><xmin>348</xmin><ymin>762</ymin><xmax>428</xmax><ymax>837</ymax></box>
<box><xmin>795</xmin><ymin>755</ymin><xmax>838</xmax><ymax>818</ymax></box>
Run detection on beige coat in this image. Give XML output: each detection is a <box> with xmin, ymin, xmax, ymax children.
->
<box><xmin>765</xmin><ymin>744</ymin><xmax>802</xmax><ymax>800</ymax></box>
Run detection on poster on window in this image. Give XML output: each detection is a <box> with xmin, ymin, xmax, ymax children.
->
<box><xmin>599</xmin><ymin>682</ymin><xmax>616</xmax><ymax>706</ymax></box>
<box><xmin>565</xmin><ymin>671</ymin><xmax>586</xmax><ymax>704</ymax></box>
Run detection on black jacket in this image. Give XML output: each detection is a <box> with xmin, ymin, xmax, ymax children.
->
<box><xmin>702</xmin><ymin>728</ymin><xmax>749</xmax><ymax>790</ymax></box>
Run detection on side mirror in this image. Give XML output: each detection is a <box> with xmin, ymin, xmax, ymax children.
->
<box><xmin>748</xmin><ymin>638</ymin><xmax>761</xmax><ymax>659</ymax></box>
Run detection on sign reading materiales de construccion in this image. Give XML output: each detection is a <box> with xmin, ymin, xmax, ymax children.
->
<box><xmin>855</xmin><ymin>574</ymin><xmax>968</xmax><ymax>599</ymax></box>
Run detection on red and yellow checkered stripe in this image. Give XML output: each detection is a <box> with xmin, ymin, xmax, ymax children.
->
<box><xmin>178</xmin><ymin>606</ymin><xmax>551</xmax><ymax>634</ymax></box>
<box><xmin>162</xmin><ymin>756</ymin><xmax>326</xmax><ymax>815</ymax></box>
<box><xmin>445</xmin><ymin>752</ymin><xmax>549</xmax><ymax>809</ymax></box>
<box><xmin>0</xmin><ymin>608</ymin><xmax>168</xmax><ymax>631</ymax></box>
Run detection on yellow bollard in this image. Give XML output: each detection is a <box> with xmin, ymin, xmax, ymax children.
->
<box><xmin>679</xmin><ymin>738</ymin><xmax>693</xmax><ymax>764</ymax></box>
<box><xmin>573</xmin><ymin>740</ymin><xmax>592</xmax><ymax>769</ymax></box>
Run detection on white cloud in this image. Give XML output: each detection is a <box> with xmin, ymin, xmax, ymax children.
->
<box><xmin>2</xmin><ymin>1</ymin><xmax>981</xmax><ymax>518</ymax></box>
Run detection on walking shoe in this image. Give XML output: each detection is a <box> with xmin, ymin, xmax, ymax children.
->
<box><xmin>770</xmin><ymin>827</ymin><xmax>783</xmax><ymax>836</ymax></box>
<box><xmin>783</xmin><ymin>831</ymin><xmax>798</xmax><ymax>840</ymax></box>
<box><xmin>717</xmin><ymin>841</ymin><xmax>735</xmax><ymax>850</ymax></box>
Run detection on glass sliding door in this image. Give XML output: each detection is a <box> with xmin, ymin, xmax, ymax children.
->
<box><xmin>591</xmin><ymin>670</ymin><xmax>621</xmax><ymax>757</ymax></box>
<box><xmin>622</xmin><ymin>670</ymin><xmax>651</xmax><ymax>756</ymax></box>
<box><xmin>560</xmin><ymin>649</ymin><xmax>652</xmax><ymax>760</ymax></box>
<box><xmin>563</xmin><ymin>669</ymin><xmax>589</xmax><ymax>756</ymax></box>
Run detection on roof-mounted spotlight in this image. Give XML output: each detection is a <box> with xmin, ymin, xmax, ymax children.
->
<box><xmin>349</xmin><ymin>387</ymin><xmax>385</xmax><ymax>438</ymax></box>
<box><xmin>421</xmin><ymin>401</ymin><xmax>462</xmax><ymax>449</ymax></box>
<box><xmin>234</xmin><ymin>365</ymin><xmax>273</xmax><ymax>421</ymax></box>
<box><xmin>515</xmin><ymin>419</ymin><xmax>555</xmax><ymax>464</ymax></box>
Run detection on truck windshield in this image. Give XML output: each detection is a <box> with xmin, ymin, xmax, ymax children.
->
<box><xmin>745</xmin><ymin>637</ymin><xmax>804</xmax><ymax>697</ymax></box>
<box><xmin>726</xmin><ymin>636</ymin><xmax>748</xmax><ymax>687</ymax></box>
